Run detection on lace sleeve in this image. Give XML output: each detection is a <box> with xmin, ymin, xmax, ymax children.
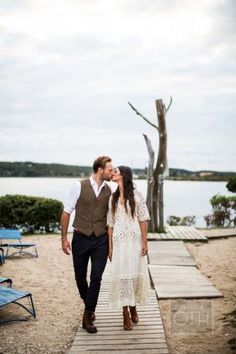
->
<box><xmin>107</xmin><ymin>195</ymin><xmax>115</xmax><ymax>228</ymax></box>
<box><xmin>136</xmin><ymin>190</ymin><xmax>150</xmax><ymax>221</ymax></box>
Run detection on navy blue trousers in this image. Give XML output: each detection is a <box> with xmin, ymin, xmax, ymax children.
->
<box><xmin>72</xmin><ymin>231</ymin><xmax>108</xmax><ymax>312</ymax></box>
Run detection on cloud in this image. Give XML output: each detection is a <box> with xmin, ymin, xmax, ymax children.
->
<box><xmin>0</xmin><ymin>0</ymin><xmax>235</xmax><ymax>171</ymax></box>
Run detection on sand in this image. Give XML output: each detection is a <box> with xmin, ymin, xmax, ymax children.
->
<box><xmin>0</xmin><ymin>234</ymin><xmax>235</xmax><ymax>354</ymax></box>
<box><xmin>0</xmin><ymin>234</ymin><xmax>82</xmax><ymax>354</ymax></box>
<box><xmin>160</xmin><ymin>237</ymin><xmax>236</xmax><ymax>354</ymax></box>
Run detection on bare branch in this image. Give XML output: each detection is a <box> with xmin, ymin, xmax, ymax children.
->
<box><xmin>165</xmin><ymin>96</ymin><xmax>173</xmax><ymax>113</ymax></box>
<box><xmin>128</xmin><ymin>101</ymin><xmax>159</xmax><ymax>131</ymax></box>
<box><xmin>143</xmin><ymin>134</ymin><xmax>154</xmax><ymax>159</ymax></box>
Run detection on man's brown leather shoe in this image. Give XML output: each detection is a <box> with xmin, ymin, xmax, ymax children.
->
<box><xmin>129</xmin><ymin>306</ymin><xmax>139</xmax><ymax>324</ymax></box>
<box><xmin>91</xmin><ymin>312</ymin><xmax>96</xmax><ymax>322</ymax></box>
<box><xmin>82</xmin><ymin>310</ymin><xmax>97</xmax><ymax>333</ymax></box>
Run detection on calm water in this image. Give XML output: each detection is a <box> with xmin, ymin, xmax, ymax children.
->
<box><xmin>0</xmin><ymin>178</ymin><xmax>233</xmax><ymax>228</ymax></box>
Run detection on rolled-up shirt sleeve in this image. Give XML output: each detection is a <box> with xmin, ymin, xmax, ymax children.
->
<box><xmin>107</xmin><ymin>195</ymin><xmax>115</xmax><ymax>228</ymax></box>
<box><xmin>63</xmin><ymin>180</ymin><xmax>81</xmax><ymax>214</ymax></box>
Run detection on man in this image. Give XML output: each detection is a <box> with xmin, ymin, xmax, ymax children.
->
<box><xmin>61</xmin><ymin>156</ymin><xmax>113</xmax><ymax>333</ymax></box>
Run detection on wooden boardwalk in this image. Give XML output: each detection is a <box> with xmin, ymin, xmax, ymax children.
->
<box><xmin>69</xmin><ymin>226</ymin><xmax>227</xmax><ymax>352</ymax></box>
<box><xmin>148</xmin><ymin>226</ymin><xmax>207</xmax><ymax>241</ymax></box>
<box><xmin>69</xmin><ymin>266</ymin><xmax>169</xmax><ymax>353</ymax></box>
<box><xmin>148</xmin><ymin>240</ymin><xmax>197</xmax><ymax>266</ymax></box>
<box><xmin>148</xmin><ymin>241</ymin><xmax>223</xmax><ymax>299</ymax></box>
<box><xmin>201</xmin><ymin>227</ymin><xmax>236</xmax><ymax>239</ymax></box>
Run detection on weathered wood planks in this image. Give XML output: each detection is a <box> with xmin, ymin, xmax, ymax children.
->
<box><xmin>148</xmin><ymin>226</ymin><xmax>208</xmax><ymax>241</ymax></box>
<box><xmin>201</xmin><ymin>227</ymin><xmax>236</xmax><ymax>239</ymax></box>
<box><xmin>148</xmin><ymin>241</ymin><xmax>223</xmax><ymax>299</ymax></box>
<box><xmin>148</xmin><ymin>240</ymin><xmax>197</xmax><ymax>266</ymax></box>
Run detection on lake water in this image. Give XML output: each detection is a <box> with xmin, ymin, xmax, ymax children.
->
<box><xmin>0</xmin><ymin>178</ymin><xmax>233</xmax><ymax>228</ymax></box>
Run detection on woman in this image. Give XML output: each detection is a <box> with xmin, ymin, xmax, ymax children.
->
<box><xmin>107</xmin><ymin>165</ymin><xmax>150</xmax><ymax>330</ymax></box>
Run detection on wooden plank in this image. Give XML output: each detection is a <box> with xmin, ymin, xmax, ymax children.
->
<box><xmin>156</xmin><ymin>292</ymin><xmax>221</xmax><ymax>298</ymax></box>
<box><xmin>149</xmin><ymin>262</ymin><xmax>223</xmax><ymax>299</ymax></box>
<box><xmin>74</xmin><ymin>325</ymin><xmax>166</xmax><ymax>332</ymax></box>
<box><xmin>148</xmin><ymin>241</ymin><xmax>197</xmax><ymax>267</ymax></box>
<box><xmin>94</xmin><ymin>314</ymin><xmax>162</xmax><ymax>320</ymax></box>
<box><xmin>187</xmin><ymin>226</ymin><xmax>202</xmax><ymax>238</ymax></box>
<box><xmin>202</xmin><ymin>228</ymin><xmax>236</xmax><ymax>239</ymax></box>
<box><xmin>167</xmin><ymin>226</ymin><xmax>205</xmax><ymax>240</ymax></box>
<box><xmin>149</xmin><ymin>264</ymin><xmax>199</xmax><ymax>272</ymax></box>
<box><xmin>73</xmin><ymin>338</ymin><xmax>167</xmax><ymax>345</ymax></box>
<box><xmin>166</xmin><ymin>227</ymin><xmax>181</xmax><ymax>240</ymax></box>
<box><xmin>148</xmin><ymin>240</ymin><xmax>187</xmax><ymax>252</ymax></box>
<box><xmin>164</xmin><ymin>226</ymin><xmax>207</xmax><ymax>240</ymax></box>
<box><xmin>71</xmin><ymin>343</ymin><xmax>169</xmax><ymax>350</ymax></box>
<box><xmin>70</xmin><ymin>350</ymin><xmax>169</xmax><ymax>354</ymax></box>
<box><xmin>148</xmin><ymin>254</ymin><xmax>196</xmax><ymax>266</ymax></box>
<box><xmin>148</xmin><ymin>232</ymin><xmax>172</xmax><ymax>240</ymax></box>
<box><xmin>76</xmin><ymin>332</ymin><xmax>166</xmax><ymax>338</ymax></box>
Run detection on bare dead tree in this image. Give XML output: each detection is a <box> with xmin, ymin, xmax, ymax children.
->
<box><xmin>143</xmin><ymin>133</ymin><xmax>155</xmax><ymax>231</ymax></box>
<box><xmin>128</xmin><ymin>98</ymin><xmax>172</xmax><ymax>232</ymax></box>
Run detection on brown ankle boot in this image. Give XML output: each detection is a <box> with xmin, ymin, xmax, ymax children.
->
<box><xmin>123</xmin><ymin>309</ymin><xmax>133</xmax><ymax>330</ymax></box>
<box><xmin>129</xmin><ymin>306</ymin><xmax>139</xmax><ymax>324</ymax></box>
<box><xmin>82</xmin><ymin>310</ymin><xmax>97</xmax><ymax>333</ymax></box>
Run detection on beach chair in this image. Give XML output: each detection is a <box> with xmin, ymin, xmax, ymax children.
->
<box><xmin>0</xmin><ymin>285</ymin><xmax>36</xmax><ymax>324</ymax></box>
<box><xmin>0</xmin><ymin>247</ymin><xmax>5</xmax><ymax>264</ymax></box>
<box><xmin>0</xmin><ymin>277</ymin><xmax>12</xmax><ymax>287</ymax></box>
<box><xmin>0</xmin><ymin>229</ymin><xmax>38</xmax><ymax>258</ymax></box>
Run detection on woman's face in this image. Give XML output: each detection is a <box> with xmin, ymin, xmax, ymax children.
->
<box><xmin>112</xmin><ymin>168</ymin><xmax>123</xmax><ymax>183</ymax></box>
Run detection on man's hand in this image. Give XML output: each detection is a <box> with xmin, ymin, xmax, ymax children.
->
<box><xmin>62</xmin><ymin>239</ymin><xmax>71</xmax><ymax>255</ymax></box>
<box><xmin>108</xmin><ymin>247</ymin><xmax>112</xmax><ymax>261</ymax></box>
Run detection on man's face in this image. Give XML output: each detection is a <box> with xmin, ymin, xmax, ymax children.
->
<box><xmin>101</xmin><ymin>162</ymin><xmax>113</xmax><ymax>181</ymax></box>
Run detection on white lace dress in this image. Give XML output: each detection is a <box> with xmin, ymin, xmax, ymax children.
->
<box><xmin>107</xmin><ymin>189</ymin><xmax>150</xmax><ymax>309</ymax></box>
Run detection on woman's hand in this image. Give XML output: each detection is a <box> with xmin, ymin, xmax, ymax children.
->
<box><xmin>141</xmin><ymin>238</ymin><xmax>148</xmax><ymax>256</ymax></box>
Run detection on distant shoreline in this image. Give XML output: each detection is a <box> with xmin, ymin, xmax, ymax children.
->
<box><xmin>0</xmin><ymin>176</ymin><xmax>232</xmax><ymax>182</ymax></box>
<box><xmin>0</xmin><ymin>161</ymin><xmax>235</xmax><ymax>181</ymax></box>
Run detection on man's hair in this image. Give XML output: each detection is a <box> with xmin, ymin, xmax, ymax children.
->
<box><xmin>93</xmin><ymin>156</ymin><xmax>112</xmax><ymax>173</ymax></box>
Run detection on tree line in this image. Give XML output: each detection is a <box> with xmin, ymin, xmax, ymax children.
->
<box><xmin>0</xmin><ymin>161</ymin><xmax>235</xmax><ymax>180</ymax></box>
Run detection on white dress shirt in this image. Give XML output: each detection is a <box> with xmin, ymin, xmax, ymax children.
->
<box><xmin>63</xmin><ymin>176</ymin><xmax>106</xmax><ymax>214</ymax></box>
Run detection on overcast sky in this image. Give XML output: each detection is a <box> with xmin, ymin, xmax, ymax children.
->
<box><xmin>0</xmin><ymin>0</ymin><xmax>235</xmax><ymax>171</ymax></box>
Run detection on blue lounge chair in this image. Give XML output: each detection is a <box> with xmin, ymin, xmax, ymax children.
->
<box><xmin>0</xmin><ymin>285</ymin><xmax>36</xmax><ymax>324</ymax></box>
<box><xmin>0</xmin><ymin>229</ymin><xmax>38</xmax><ymax>258</ymax></box>
<box><xmin>0</xmin><ymin>247</ymin><xmax>4</xmax><ymax>264</ymax></box>
<box><xmin>0</xmin><ymin>277</ymin><xmax>12</xmax><ymax>287</ymax></box>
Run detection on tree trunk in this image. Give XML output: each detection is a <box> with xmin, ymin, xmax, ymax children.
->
<box><xmin>143</xmin><ymin>134</ymin><xmax>155</xmax><ymax>231</ymax></box>
<box><xmin>128</xmin><ymin>98</ymin><xmax>170</xmax><ymax>232</ymax></box>
<box><xmin>153</xmin><ymin>99</ymin><xmax>167</xmax><ymax>231</ymax></box>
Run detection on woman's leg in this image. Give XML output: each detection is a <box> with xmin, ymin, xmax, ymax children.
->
<box><xmin>129</xmin><ymin>305</ymin><xmax>139</xmax><ymax>324</ymax></box>
<box><xmin>123</xmin><ymin>306</ymin><xmax>133</xmax><ymax>330</ymax></box>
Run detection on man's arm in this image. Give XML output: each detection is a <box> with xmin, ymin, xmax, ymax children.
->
<box><xmin>61</xmin><ymin>180</ymin><xmax>81</xmax><ymax>255</ymax></box>
<box><xmin>61</xmin><ymin>211</ymin><xmax>71</xmax><ymax>255</ymax></box>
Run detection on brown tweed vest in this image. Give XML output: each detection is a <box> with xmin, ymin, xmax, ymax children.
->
<box><xmin>72</xmin><ymin>178</ymin><xmax>111</xmax><ymax>236</ymax></box>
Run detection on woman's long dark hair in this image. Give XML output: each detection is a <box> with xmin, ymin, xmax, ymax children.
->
<box><xmin>111</xmin><ymin>165</ymin><xmax>135</xmax><ymax>218</ymax></box>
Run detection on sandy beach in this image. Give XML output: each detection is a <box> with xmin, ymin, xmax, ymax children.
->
<box><xmin>0</xmin><ymin>234</ymin><xmax>235</xmax><ymax>354</ymax></box>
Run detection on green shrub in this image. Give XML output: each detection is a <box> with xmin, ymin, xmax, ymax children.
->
<box><xmin>166</xmin><ymin>215</ymin><xmax>196</xmax><ymax>226</ymax></box>
<box><xmin>204</xmin><ymin>194</ymin><xmax>236</xmax><ymax>227</ymax></box>
<box><xmin>0</xmin><ymin>194</ymin><xmax>63</xmax><ymax>233</ymax></box>
<box><xmin>226</xmin><ymin>176</ymin><xmax>236</xmax><ymax>193</ymax></box>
